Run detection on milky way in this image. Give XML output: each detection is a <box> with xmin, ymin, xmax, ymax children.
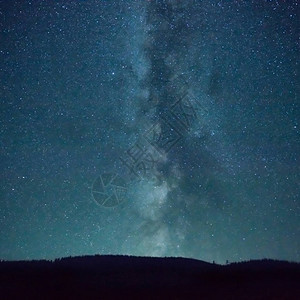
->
<box><xmin>1</xmin><ymin>0</ymin><xmax>299</xmax><ymax>263</ymax></box>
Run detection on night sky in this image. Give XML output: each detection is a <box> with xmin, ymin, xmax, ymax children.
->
<box><xmin>1</xmin><ymin>0</ymin><xmax>299</xmax><ymax>264</ymax></box>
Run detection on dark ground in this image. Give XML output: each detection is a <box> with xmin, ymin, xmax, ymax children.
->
<box><xmin>0</xmin><ymin>255</ymin><xmax>299</xmax><ymax>299</ymax></box>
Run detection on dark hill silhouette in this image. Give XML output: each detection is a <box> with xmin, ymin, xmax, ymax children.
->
<box><xmin>0</xmin><ymin>255</ymin><xmax>299</xmax><ymax>299</ymax></box>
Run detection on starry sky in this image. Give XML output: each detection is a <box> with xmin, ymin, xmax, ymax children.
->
<box><xmin>0</xmin><ymin>0</ymin><xmax>299</xmax><ymax>264</ymax></box>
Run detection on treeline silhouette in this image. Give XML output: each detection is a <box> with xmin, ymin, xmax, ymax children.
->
<box><xmin>0</xmin><ymin>255</ymin><xmax>299</xmax><ymax>299</ymax></box>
